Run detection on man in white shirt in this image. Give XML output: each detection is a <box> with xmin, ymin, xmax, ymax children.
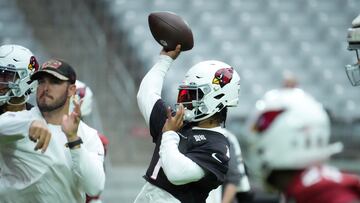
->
<box><xmin>0</xmin><ymin>58</ymin><xmax>105</xmax><ymax>203</ymax></box>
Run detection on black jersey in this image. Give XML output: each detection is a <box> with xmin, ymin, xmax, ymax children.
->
<box><xmin>144</xmin><ymin>99</ymin><xmax>230</xmax><ymax>203</ymax></box>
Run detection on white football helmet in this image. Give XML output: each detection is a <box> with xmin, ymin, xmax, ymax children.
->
<box><xmin>345</xmin><ymin>14</ymin><xmax>360</xmax><ymax>86</ymax></box>
<box><xmin>0</xmin><ymin>44</ymin><xmax>39</xmax><ymax>106</ymax></box>
<box><xmin>69</xmin><ymin>80</ymin><xmax>93</xmax><ymax>117</ymax></box>
<box><xmin>177</xmin><ymin>60</ymin><xmax>240</xmax><ymax>122</ymax></box>
<box><xmin>245</xmin><ymin>88</ymin><xmax>343</xmax><ymax>180</ymax></box>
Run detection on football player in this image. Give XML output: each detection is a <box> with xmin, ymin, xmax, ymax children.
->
<box><xmin>70</xmin><ymin>80</ymin><xmax>109</xmax><ymax>203</ymax></box>
<box><xmin>0</xmin><ymin>44</ymin><xmax>38</xmax><ymax>114</ymax></box>
<box><xmin>345</xmin><ymin>14</ymin><xmax>360</xmax><ymax>86</ymax></box>
<box><xmin>135</xmin><ymin>45</ymin><xmax>241</xmax><ymax>203</ymax></box>
<box><xmin>0</xmin><ymin>44</ymin><xmax>39</xmax><ymax>198</ymax></box>
<box><xmin>70</xmin><ymin>80</ymin><xmax>94</xmax><ymax>118</ymax></box>
<box><xmin>70</xmin><ymin>80</ymin><xmax>109</xmax><ymax>156</ymax></box>
<box><xmin>245</xmin><ymin>88</ymin><xmax>360</xmax><ymax>203</ymax></box>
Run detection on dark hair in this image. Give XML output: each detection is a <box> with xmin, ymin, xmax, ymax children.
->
<box><xmin>214</xmin><ymin>107</ymin><xmax>228</xmax><ymax>128</ymax></box>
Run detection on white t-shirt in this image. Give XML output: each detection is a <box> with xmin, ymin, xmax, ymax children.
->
<box><xmin>0</xmin><ymin>107</ymin><xmax>105</xmax><ymax>203</ymax></box>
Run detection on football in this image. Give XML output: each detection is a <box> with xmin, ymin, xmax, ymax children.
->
<box><xmin>148</xmin><ymin>11</ymin><xmax>194</xmax><ymax>51</ymax></box>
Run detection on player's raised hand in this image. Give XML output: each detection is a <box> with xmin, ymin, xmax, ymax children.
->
<box><xmin>161</xmin><ymin>44</ymin><xmax>181</xmax><ymax>60</ymax></box>
<box><xmin>29</xmin><ymin>120</ymin><xmax>51</xmax><ymax>153</ymax></box>
<box><xmin>162</xmin><ymin>103</ymin><xmax>184</xmax><ymax>133</ymax></box>
<box><xmin>62</xmin><ymin>97</ymin><xmax>83</xmax><ymax>141</ymax></box>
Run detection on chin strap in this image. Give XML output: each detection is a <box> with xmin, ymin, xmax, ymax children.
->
<box><xmin>6</xmin><ymin>94</ymin><xmax>29</xmax><ymax>106</ymax></box>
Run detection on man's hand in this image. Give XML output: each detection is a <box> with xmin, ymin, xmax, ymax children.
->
<box><xmin>29</xmin><ymin>120</ymin><xmax>51</xmax><ymax>153</ymax></box>
<box><xmin>62</xmin><ymin>97</ymin><xmax>82</xmax><ymax>142</ymax></box>
<box><xmin>162</xmin><ymin>104</ymin><xmax>185</xmax><ymax>133</ymax></box>
<box><xmin>161</xmin><ymin>44</ymin><xmax>181</xmax><ymax>60</ymax></box>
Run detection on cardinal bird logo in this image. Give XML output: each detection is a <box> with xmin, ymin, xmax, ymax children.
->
<box><xmin>77</xmin><ymin>87</ymin><xmax>86</xmax><ymax>99</ymax></box>
<box><xmin>212</xmin><ymin>68</ymin><xmax>233</xmax><ymax>87</ymax></box>
<box><xmin>28</xmin><ymin>56</ymin><xmax>39</xmax><ymax>71</ymax></box>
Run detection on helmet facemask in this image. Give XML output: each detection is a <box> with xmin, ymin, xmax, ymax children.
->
<box><xmin>345</xmin><ymin>49</ymin><xmax>360</xmax><ymax>86</ymax></box>
<box><xmin>345</xmin><ymin>19</ymin><xmax>360</xmax><ymax>86</ymax></box>
<box><xmin>176</xmin><ymin>60</ymin><xmax>240</xmax><ymax>122</ymax></box>
<box><xmin>0</xmin><ymin>45</ymin><xmax>39</xmax><ymax>106</ymax></box>
<box><xmin>0</xmin><ymin>66</ymin><xmax>17</xmax><ymax>105</ymax></box>
<box><xmin>0</xmin><ymin>65</ymin><xmax>35</xmax><ymax>106</ymax></box>
<box><xmin>176</xmin><ymin>84</ymin><xmax>212</xmax><ymax>121</ymax></box>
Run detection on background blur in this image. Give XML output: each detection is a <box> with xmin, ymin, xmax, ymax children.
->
<box><xmin>2</xmin><ymin>0</ymin><xmax>360</xmax><ymax>202</ymax></box>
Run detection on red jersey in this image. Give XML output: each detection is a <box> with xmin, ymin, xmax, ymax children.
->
<box><xmin>285</xmin><ymin>165</ymin><xmax>360</xmax><ymax>203</ymax></box>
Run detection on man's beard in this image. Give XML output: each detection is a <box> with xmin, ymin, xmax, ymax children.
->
<box><xmin>37</xmin><ymin>90</ymin><xmax>68</xmax><ymax>112</ymax></box>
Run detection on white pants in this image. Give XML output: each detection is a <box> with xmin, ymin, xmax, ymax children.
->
<box><xmin>134</xmin><ymin>182</ymin><xmax>180</xmax><ymax>203</ymax></box>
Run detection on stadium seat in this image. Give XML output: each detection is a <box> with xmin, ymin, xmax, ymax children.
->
<box><xmin>268</xmin><ymin>0</ymin><xmax>305</xmax><ymax>12</ymax></box>
<box><xmin>104</xmin><ymin>0</ymin><xmax>360</xmax><ymax>120</ymax></box>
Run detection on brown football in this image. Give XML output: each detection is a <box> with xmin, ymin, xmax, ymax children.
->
<box><xmin>148</xmin><ymin>11</ymin><xmax>194</xmax><ymax>51</ymax></box>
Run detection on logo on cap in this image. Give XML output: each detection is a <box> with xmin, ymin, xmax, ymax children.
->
<box><xmin>41</xmin><ymin>59</ymin><xmax>62</xmax><ymax>69</ymax></box>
